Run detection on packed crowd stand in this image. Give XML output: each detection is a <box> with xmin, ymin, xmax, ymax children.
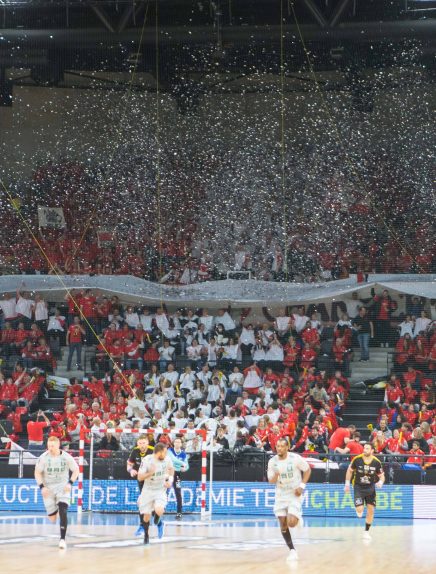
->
<box><xmin>0</xmin><ymin>286</ymin><xmax>435</xmax><ymax>470</ymax></box>
<box><xmin>0</xmin><ymin>159</ymin><xmax>435</xmax><ymax>283</ymax></box>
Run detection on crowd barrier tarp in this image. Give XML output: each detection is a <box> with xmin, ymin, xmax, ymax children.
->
<box><xmin>1</xmin><ymin>479</ymin><xmax>434</xmax><ymax>519</ymax></box>
<box><xmin>0</xmin><ymin>274</ymin><xmax>435</xmax><ymax>307</ymax></box>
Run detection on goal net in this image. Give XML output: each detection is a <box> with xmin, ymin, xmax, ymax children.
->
<box><xmin>78</xmin><ymin>427</ymin><xmax>211</xmax><ymax>519</ymax></box>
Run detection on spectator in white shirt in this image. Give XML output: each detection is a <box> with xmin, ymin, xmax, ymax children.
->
<box><xmin>179</xmin><ymin>366</ymin><xmax>196</xmax><ymax>396</ymax></box>
<box><xmin>34</xmin><ymin>294</ymin><xmax>48</xmax><ymax>332</ymax></box>
<box><xmin>214</xmin><ymin>309</ymin><xmax>236</xmax><ymax>334</ymax></box>
<box><xmin>196</xmin><ymin>364</ymin><xmax>212</xmax><ymax>388</ymax></box>
<box><xmin>274</xmin><ymin>310</ymin><xmax>292</xmax><ymax>339</ymax></box>
<box><xmin>414</xmin><ymin>311</ymin><xmax>431</xmax><ymax>338</ymax></box>
<box><xmin>16</xmin><ymin>288</ymin><xmax>34</xmax><ymax>328</ymax></box>
<box><xmin>124</xmin><ymin>306</ymin><xmax>140</xmax><ymax>329</ymax></box>
<box><xmin>199</xmin><ymin>308</ymin><xmax>214</xmax><ymax>334</ymax></box>
<box><xmin>227</xmin><ymin>366</ymin><xmax>244</xmax><ymax>402</ymax></box>
<box><xmin>158</xmin><ymin>340</ymin><xmax>175</xmax><ymax>371</ymax></box>
<box><xmin>207</xmin><ymin>376</ymin><xmax>225</xmax><ymax>407</ymax></box>
<box><xmin>398</xmin><ymin>315</ymin><xmax>415</xmax><ymax>338</ymax></box>
<box><xmin>243</xmin><ymin>365</ymin><xmax>263</xmax><ymax>392</ymax></box>
<box><xmin>344</xmin><ymin>291</ymin><xmax>362</xmax><ymax>320</ymax></box>
<box><xmin>239</xmin><ymin>323</ymin><xmax>256</xmax><ymax>363</ymax></box>
<box><xmin>186</xmin><ymin>339</ymin><xmax>203</xmax><ymax>365</ymax></box>
<box><xmin>195</xmin><ymin>323</ymin><xmax>209</xmax><ymax>348</ymax></box>
<box><xmin>257</xmin><ymin>323</ymin><xmax>274</xmax><ymax>346</ymax></box>
<box><xmin>292</xmin><ymin>306</ymin><xmax>310</xmax><ymax>333</ymax></box>
<box><xmin>245</xmin><ymin>406</ymin><xmax>261</xmax><ymax>429</ymax></box>
<box><xmin>205</xmin><ymin>337</ymin><xmax>219</xmax><ymax>367</ymax></box>
<box><xmin>265</xmin><ymin>335</ymin><xmax>284</xmax><ymax>370</ymax></box>
<box><xmin>220</xmin><ymin>337</ymin><xmax>239</xmax><ymax>370</ymax></box>
<box><xmin>139</xmin><ymin>308</ymin><xmax>154</xmax><ymax>332</ymax></box>
<box><xmin>173</xmin><ymin>410</ymin><xmax>188</xmax><ymax>429</ymax></box>
<box><xmin>162</xmin><ymin>363</ymin><xmax>179</xmax><ymax>387</ymax></box>
<box><xmin>155</xmin><ymin>308</ymin><xmax>169</xmax><ymax>334</ymax></box>
<box><xmin>0</xmin><ymin>293</ymin><xmax>17</xmax><ymax>325</ymax></box>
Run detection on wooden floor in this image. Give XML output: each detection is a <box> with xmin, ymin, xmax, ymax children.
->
<box><xmin>1</xmin><ymin>513</ymin><xmax>435</xmax><ymax>574</ymax></box>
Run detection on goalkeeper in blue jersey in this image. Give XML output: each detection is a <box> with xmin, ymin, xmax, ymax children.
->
<box><xmin>168</xmin><ymin>437</ymin><xmax>190</xmax><ymax>520</ymax></box>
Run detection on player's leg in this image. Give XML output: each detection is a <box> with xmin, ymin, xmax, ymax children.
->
<box><xmin>135</xmin><ymin>481</ymin><xmax>145</xmax><ymax>536</ymax></box>
<box><xmin>56</xmin><ymin>488</ymin><xmax>72</xmax><ymax>549</ymax></box>
<box><xmin>363</xmin><ymin>495</ymin><xmax>376</xmax><ymax>540</ymax></box>
<box><xmin>154</xmin><ymin>501</ymin><xmax>166</xmax><ymax>539</ymax></box>
<box><xmin>47</xmin><ymin>510</ymin><xmax>58</xmax><ymax>523</ymax></box>
<box><xmin>58</xmin><ymin>502</ymin><xmax>68</xmax><ymax>549</ymax></box>
<box><xmin>354</xmin><ymin>486</ymin><xmax>364</xmax><ymax>518</ymax></box>
<box><xmin>174</xmin><ymin>473</ymin><xmax>183</xmax><ymax>519</ymax></box>
<box><xmin>140</xmin><ymin>512</ymin><xmax>151</xmax><ymax>545</ymax></box>
<box><xmin>138</xmin><ymin>493</ymin><xmax>153</xmax><ymax>545</ymax></box>
<box><xmin>278</xmin><ymin>515</ymin><xmax>294</xmax><ymax>550</ymax></box>
<box><xmin>43</xmin><ymin>491</ymin><xmax>58</xmax><ymax>523</ymax></box>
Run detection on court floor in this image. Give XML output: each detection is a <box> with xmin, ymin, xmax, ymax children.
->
<box><xmin>0</xmin><ymin>512</ymin><xmax>435</xmax><ymax>574</ymax></box>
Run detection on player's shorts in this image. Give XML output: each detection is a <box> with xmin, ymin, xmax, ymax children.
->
<box><xmin>138</xmin><ymin>489</ymin><xmax>168</xmax><ymax>515</ymax></box>
<box><xmin>274</xmin><ymin>492</ymin><xmax>303</xmax><ymax>520</ymax></box>
<box><xmin>42</xmin><ymin>483</ymin><xmax>71</xmax><ymax>516</ymax></box>
<box><xmin>354</xmin><ymin>485</ymin><xmax>376</xmax><ymax>507</ymax></box>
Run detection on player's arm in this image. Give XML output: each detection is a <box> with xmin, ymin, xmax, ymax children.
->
<box><xmin>34</xmin><ymin>463</ymin><xmax>50</xmax><ymax>497</ymax></box>
<box><xmin>375</xmin><ymin>461</ymin><xmax>385</xmax><ymax>488</ymax></box>
<box><xmin>164</xmin><ymin>460</ymin><xmax>175</xmax><ymax>488</ymax></box>
<box><xmin>64</xmin><ymin>454</ymin><xmax>80</xmax><ymax>492</ymax></box>
<box><xmin>137</xmin><ymin>458</ymin><xmax>156</xmax><ymax>482</ymax></box>
<box><xmin>126</xmin><ymin>451</ymin><xmax>137</xmax><ymax>476</ymax></box>
<box><xmin>344</xmin><ymin>462</ymin><xmax>354</xmax><ymax>492</ymax></box>
<box><xmin>295</xmin><ymin>460</ymin><xmax>311</xmax><ymax>496</ymax></box>
<box><xmin>267</xmin><ymin>459</ymin><xmax>279</xmax><ymax>484</ymax></box>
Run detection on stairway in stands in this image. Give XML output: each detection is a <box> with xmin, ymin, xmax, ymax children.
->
<box><xmin>345</xmin><ymin>346</ymin><xmax>393</xmax><ymax>440</ymax></box>
<box><xmin>52</xmin><ymin>345</ymin><xmax>96</xmax><ymax>380</ymax></box>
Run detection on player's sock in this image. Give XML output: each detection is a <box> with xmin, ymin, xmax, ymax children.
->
<box><xmin>142</xmin><ymin>518</ymin><xmax>150</xmax><ymax>536</ymax></box>
<box><xmin>365</xmin><ymin>523</ymin><xmax>371</xmax><ymax>532</ymax></box>
<box><xmin>281</xmin><ymin>528</ymin><xmax>295</xmax><ymax>550</ymax></box>
<box><xmin>58</xmin><ymin>502</ymin><xmax>68</xmax><ymax>540</ymax></box>
<box><xmin>154</xmin><ymin>513</ymin><xmax>161</xmax><ymax>525</ymax></box>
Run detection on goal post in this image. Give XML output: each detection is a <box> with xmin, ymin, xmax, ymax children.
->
<box><xmin>78</xmin><ymin>427</ymin><xmax>211</xmax><ymax>520</ymax></box>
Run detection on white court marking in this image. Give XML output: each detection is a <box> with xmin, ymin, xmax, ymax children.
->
<box><xmin>73</xmin><ymin>536</ymin><xmax>206</xmax><ymax>548</ymax></box>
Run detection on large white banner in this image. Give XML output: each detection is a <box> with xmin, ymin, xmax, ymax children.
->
<box><xmin>37</xmin><ymin>206</ymin><xmax>66</xmax><ymax>229</ymax></box>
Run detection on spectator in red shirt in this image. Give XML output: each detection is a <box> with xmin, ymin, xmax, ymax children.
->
<box><xmin>406</xmin><ymin>441</ymin><xmax>425</xmax><ymax>466</ymax></box>
<box><xmin>328</xmin><ymin>424</ymin><xmax>356</xmax><ymax>453</ymax></box>
<box><xmin>335</xmin><ymin>431</ymin><xmax>364</xmax><ymax>457</ymax></box>
<box><xmin>395</xmin><ymin>334</ymin><xmax>416</xmax><ymax>371</ymax></box>
<box><xmin>370</xmin><ymin>288</ymin><xmax>397</xmax><ymax>347</ymax></box>
<box><xmin>27</xmin><ymin>409</ymin><xmax>50</xmax><ymax>446</ymax></box>
<box><xmin>0</xmin><ymin>377</ymin><xmax>19</xmax><ymax>408</ymax></box>
<box><xmin>66</xmin><ymin>316</ymin><xmax>86</xmax><ymax>371</ymax></box>
<box><xmin>80</xmin><ymin>289</ymin><xmax>98</xmax><ymax>345</ymax></box>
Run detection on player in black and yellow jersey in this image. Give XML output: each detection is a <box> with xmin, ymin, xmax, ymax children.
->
<box><xmin>344</xmin><ymin>442</ymin><xmax>385</xmax><ymax>540</ymax></box>
<box><xmin>127</xmin><ymin>434</ymin><xmax>154</xmax><ymax>535</ymax></box>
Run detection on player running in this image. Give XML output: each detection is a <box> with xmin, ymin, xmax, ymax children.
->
<box><xmin>344</xmin><ymin>442</ymin><xmax>385</xmax><ymax>540</ymax></box>
<box><xmin>127</xmin><ymin>434</ymin><xmax>154</xmax><ymax>536</ymax></box>
<box><xmin>267</xmin><ymin>437</ymin><xmax>311</xmax><ymax>562</ymax></box>
<box><xmin>34</xmin><ymin>436</ymin><xmax>79</xmax><ymax>549</ymax></box>
<box><xmin>137</xmin><ymin>442</ymin><xmax>174</xmax><ymax>545</ymax></box>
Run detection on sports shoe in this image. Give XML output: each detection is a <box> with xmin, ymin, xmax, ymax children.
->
<box><xmin>175</xmin><ymin>513</ymin><xmax>182</xmax><ymax>520</ymax></box>
<box><xmin>362</xmin><ymin>531</ymin><xmax>372</xmax><ymax>541</ymax></box>
<box><xmin>157</xmin><ymin>519</ymin><xmax>164</xmax><ymax>539</ymax></box>
<box><xmin>143</xmin><ymin>533</ymin><xmax>150</xmax><ymax>546</ymax></box>
<box><xmin>286</xmin><ymin>549</ymin><xmax>298</xmax><ymax>561</ymax></box>
<box><xmin>135</xmin><ymin>524</ymin><xmax>144</xmax><ymax>536</ymax></box>
<box><xmin>58</xmin><ymin>539</ymin><xmax>67</xmax><ymax>550</ymax></box>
